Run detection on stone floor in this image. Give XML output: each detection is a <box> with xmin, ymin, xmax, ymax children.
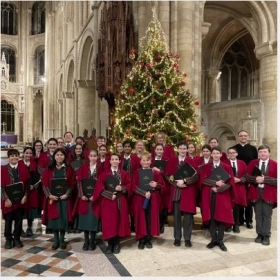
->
<box><xmin>1</xmin><ymin>209</ymin><xmax>278</xmax><ymax>278</ymax></box>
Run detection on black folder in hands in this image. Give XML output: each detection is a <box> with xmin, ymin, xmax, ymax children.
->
<box><xmin>173</xmin><ymin>162</ymin><xmax>196</xmax><ymax>180</ymax></box>
<box><xmin>139</xmin><ymin>169</ymin><xmax>154</xmax><ymax>191</ymax></box>
<box><xmin>51</xmin><ymin>178</ymin><xmax>67</xmax><ymax>197</ymax></box>
<box><xmin>252</xmin><ymin>165</ymin><xmax>263</xmax><ymax>176</ymax></box>
<box><xmin>153</xmin><ymin>160</ymin><xmax>167</xmax><ymax>171</ymax></box>
<box><xmin>105</xmin><ymin>175</ymin><xmax>119</xmax><ymax>192</ymax></box>
<box><xmin>29</xmin><ymin>170</ymin><xmax>41</xmax><ymax>187</ymax></box>
<box><xmin>5</xmin><ymin>182</ymin><xmax>24</xmax><ymax>204</ymax></box>
<box><xmin>208</xmin><ymin>166</ymin><xmax>231</xmax><ymax>182</ymax></box>
<box><xmin>82</xmin><ymin>178</ymin><xmax>96</xmax><ymax>198</ymax></box>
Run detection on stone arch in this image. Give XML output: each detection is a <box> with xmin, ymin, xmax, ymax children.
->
<box><xmin>79</xmin><ymin>36</ymin><xmax>93</xmax><ymax>80</ymax></box>
<box><xmin>209</xmin><ymin>122</ymin><xmax>237</xmax><ymax>152</ymax></box>
<box><xmin>66</xmin><ymin>58</ymin><xmax>75</xmax><ymax>92</ymax></box>
<box><xmin>1</xmin><ymin>94</ymin><xmax>19</xmax><ymax>112</ymax></box>
<box><xmin>77</xmin><ymin>28</ymin><xmax>94</xmax><ymax>79</ymax></box>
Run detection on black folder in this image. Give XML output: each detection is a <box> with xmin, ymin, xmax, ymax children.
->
<box><xmin>252</xmin><ymin>165</ymin><xmax>263</xmax><ymax>176</ymax></box>
<box><xmin>173</xmin><ymin>162</ymin><xmax>196</xmax><ymax>180</ymax></box>
<box><xmin>51</xmin><ymin>178</ymin><xmax>67</xmax><ymax>196</ymax></box>
<box><xmin>5</xmin><ymin>182</ymin><xmax>24</xmax><ymax>204</ymax></box>
<box><xmin>209</xmin><ymin>166</ymin><xmax>231</xmax><ymax>182</ymax></box>
<box><xmin>139</xmin><ymin>169</ymin><xmax>153</xmax><ymax>191</ymax></box>
<box><xmin>153</xmin><ymin>160</ymin><xmax>167</xmax><ymax>171</ymax></box>
<box><xmin>29</xmin><ymin>170</ymin><xmax>41</xmax><ymax>187</ymax></box>
<box><xmin>105</xmin><ymin>175</ymin><xmax>119</xmax><ymax>192</ymax></box>
<box><xmin>82</xmin><ymin>178</ymin><xmax>96</xmax><ymax>198</ymax></box>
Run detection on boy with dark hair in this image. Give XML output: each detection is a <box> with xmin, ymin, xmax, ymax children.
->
<box><xmin>165</xmin><ymin>140</ymin><xmax>199</xmax><ymax>248</ymax></box>
<box><xmin>1</xmin><ymin>149</ymin><xmax>30</xmax><ymax>249</ymax></box>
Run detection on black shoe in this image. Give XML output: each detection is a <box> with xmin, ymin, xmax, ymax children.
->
<box><xmin>255</xmin><ymin>234</ymin><xmax>263</xmax><ymax>243</ymax></box>
<box><xmin>113</xmin><ymin>244</ymin><xmax>120</xmax><ymax>254</ymax></box>
<box><xmin>20</xmin><ymin>229</ymin><xmax>27</xmax><ymax>238</ymax></box>
<box><xmin>217</xmin><ymin>241</ymin><xmax>227</xmax><ymax>251</ymax></box>
<box><xmin>52</xmin><ymin>241</ymin><xmax>60</xmax><ymax>250</ymax></box>
<box><xmin>4</xmin><ymin>240</ymin><xmax>13</xmax><ymax>249</ymax></box>
<box><xmin>89</xmin><ymin>241</ymin><xmax>96</xmax><ymax>251</ymax></box>
<box><xmin>246</xmin><ymin>223</ymin><xmax>253</xmax><ymax>229</ymax></box>
<box><xmin>13</xmin><ymin>239</ymin><xmax>23</xmax><ymax>248</ymax></box>
<box><xmin>60</xmin><ymin>240</ymin><xmax>66</xmax><ymax>250</ymax></box>
<box><xmin>225</xmin><ymin>227</ymin><xmax>232</xmax><ymax>232</ymax></box>
<box><xmin>26</xmin><ymin>227</ymin><xmax>33</xmax><ymax>237</ymax></box>
<box><xmin>185</xmin><ymin>240</ymin><xmax>192</xmax><ymax>247</ymax></box>
<box><xmin>233</xmin><ymin>225</ymin><xmax>240</xmax><ymax>233</ymax></box>
<box><xmin>82</xmin><ymin>241</ymin><xmax>89</xmax><ymax>251</ymax></box>
<box><xmin>262</xmin><ymin>236</ymin><xmax>270</xmax><ymax>246</ymax></box>
<box><xmin>160</xmin><ymin>225</ymin><xmax>165</xmax><ymax>234</ymax></box>
<box><xmin>138</xmin><ymin>241</ymin><xmax>145</xmax><ymax>250</ymax></box>
<box><xmin>145</xmin><ymin>240</ymin><xmax>153</xmax><ymax>249</ymax></box>
<box><xmin>106</xmin><ymin>244</ymin><xmax>113</xmax><ymax>254</ymax></box>
<box><xmin>206</xmin><ymin>240</ymin><xmax>217</xmax><ymax>249</ymax></box>
<box><xmin>173</xmin><ymin>239</ymin><xmax>181</xmax><ymax>247</ymax></box>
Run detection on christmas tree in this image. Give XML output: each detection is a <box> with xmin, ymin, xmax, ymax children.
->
<box><xmin>112</xmin><ymin>8</ymin><xmax>204</xmax><ymax>150</ymax></box>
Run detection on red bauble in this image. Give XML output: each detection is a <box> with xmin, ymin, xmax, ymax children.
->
<box><xmin>166</xmin><ymin>52</ymin><xmax>172</xmax><ymax>58</ymax></box>
<box><xmin>183</xmin><ymin>73</ymin><xmax>187</xmax><ymax>78</ymax></box>
<box><xmin>147</xmin><ymin>132</ymin><xmax>152</xmax><ymax>138</ymax></box>
<box><xmin>194</xmin><ymin>100</ymin><xmax>199</xmax><ymax>105</ymax></box>
<box><xmin>157</xmin><ymin>55</ymin><xmax>162</xmax><ymax>61</ymax></box>
<box><xmin>130</xmin><ymin>48</ymin><xmax>137</xmax><ymax>54</ymax></box>
<box><xmin>146</xmin><ymin>63</ymin><xmax>152</xmax><ymax>69</ymax></box>
<box><xmin>128</xmin><ymin>88</ymin><xmax>134</xmax><ymax>94</ymax></box>
<box><xmin>166</xmin><ymin>89</ymin><xmax>171</xmax><ymax>94</ymax></box>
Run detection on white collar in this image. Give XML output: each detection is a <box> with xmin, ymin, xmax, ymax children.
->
<box><xmin>9</xmin><ymin>163</ymin><xmax>18</xmax><ymax>169</ymax></box>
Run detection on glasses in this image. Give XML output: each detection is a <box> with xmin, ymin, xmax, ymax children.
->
<box><xmin>35</xmin><ymin>144</ymin><xmax>42</xmax><ymax>147</ymax></box>
<box><xmin>239</xmin><ymin>135</ymin><xmax>248</xmax><ymax>137</ymax></box>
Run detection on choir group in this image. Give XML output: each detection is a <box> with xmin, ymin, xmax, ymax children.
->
<box><xmin>1</xmin><ymin>130</ymin><xmax>277</xmax><ymax>254</ymax></box>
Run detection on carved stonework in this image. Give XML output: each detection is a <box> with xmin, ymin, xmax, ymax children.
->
<box><xmin>96</xmin><ymin>1</ymin><xmax>135</xmax><ymax>109</ymax></box>
<box><xmin>62</xmin><ymin>91</ymin><xmax>74</xmax><ymax>98</ymax></box>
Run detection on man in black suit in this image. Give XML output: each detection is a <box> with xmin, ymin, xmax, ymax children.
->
<box><xmin>232</xmin><ymin>130</ymin><xmax>258</xmax><ymax>229</ymax></box>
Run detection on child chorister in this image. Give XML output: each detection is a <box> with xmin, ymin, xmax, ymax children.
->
<box><xmin>93</xmin><ymin>153</ymin><xmax>131</xmax><ymax>254</ymax></box>
<box><xmin>41</xmin><ymin>148</ymin><xmax>76</xmax><ymax>250</ymax></box>
<box><xmin>132</xmin><ymin>152</ymin><xmax>165</xmax><ymax>249</ymax></box>
<box><xmin>1</xmin><ymin>149</ymin><xmax>30</xmax><ymax>249</ymax></box>
<box><xmin>73</xmin><ymin>149</ymin><xmax>101</xmax><ymax>251</ymax></box>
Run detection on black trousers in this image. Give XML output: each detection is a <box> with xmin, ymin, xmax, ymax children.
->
<box><xmin>209</xmin><ymin>193</ymin><xmax>225</xmax><ymax>242</ymax></box>
<box><xmin>144</xmin><ymin>200</ymin><xmax>152</xmax><ymax>239</ymax></box>
<box><xmin>173</xmin><ymin>201</ymin><xmax>193</xmax><ymax>241</ymax></box>
<box><xmin>4</xmin><ymin>208</ymin><xmax>25</xmax><ymax>240</ymax></box>
<box><xmin>233</xmin><ymin>204</ymin><xmax>240</xmax><ymax>226</ymax></box>
<box><xmin>239</xmin><ymin>204</ymin><xmax>253</xmax><ymax>224</ymax></box>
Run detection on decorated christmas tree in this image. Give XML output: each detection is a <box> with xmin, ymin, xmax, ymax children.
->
<box><xmin>112</xmin><ymin>8</ymin><xmax>205</xmax><ymax>150</ymax></box>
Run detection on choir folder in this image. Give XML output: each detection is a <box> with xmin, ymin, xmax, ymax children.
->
<box><xmin>51</xmin><ymin>178</ymin><xmax>67</xmax><ymax>196</ymax></box>
<box><xmin>5</xmin><ymin>182</ymin><xmax>24</xmax><ymax>204</ymax></box>
<box><xmin>82</xmin><ymin>178</ymin><xmax>96</xmax><ymax>198</ymax></box>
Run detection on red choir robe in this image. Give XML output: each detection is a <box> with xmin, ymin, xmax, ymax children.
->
<box><xmin>18</xmin><ymin>159</ymin><xmax>40</xmax><ymax>209</ymax></box>
<box><xmin>151</xmin><ymin>144</ymin><xmax>176</xmax><ymax>161</ymax></box>
<box><xmin>165</xmin><ymin>157</ymin><xmax>199</xmax><ymax>214</ymax></box>
<box><xmin>72</xmin><ymin>163</ymin><xmax>103</xmax><ymax>217</ymax></box>
<box><xmin>131</xmin><ymin>168</ymin><xmax>165</xmax><ymax>240</ymax></box>
<box><xmin>246</xmin><ymin>159</ymin><xmax>277</xmax><ymax>208</ymax></box>
<box><xmin>41</xmin><ymin>166</ymin><xmax>76</xmax><ymax>225</ymax></box>
<box><xmin>119</xmin><ymin>153</ymin><xmax>140</xmax><ymax>178</ymax></box>
<box><xmin>93</xmin><ymin>169</ymin><xmax>131</xmax><ymax>240</ymax></box>
<box><xmin>1</xmin><ymin>163</ymin><xmax>30</xmax><ymax>218</ymax></box>
<box><xmin>198</xmin><ymin>162</ymin><xmax>236</xmax><ymax>226</ymax></box>
<box><xmin>224</xmin><ymin>159</ymin><xmax>247</xmax><ymax>207</ymax></box>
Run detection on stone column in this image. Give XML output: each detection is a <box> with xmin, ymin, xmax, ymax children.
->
<box><xmin>255</xmin><ymin>41</ymin><xmax>277</xmax><ymax>157</ymax></box>
<box><xmin>206</xmin><ymin>69</ymin><xmax>222</xmax><ymax>104</ymax></box>
<box><xmin>76</xmin><ymin>80</ymin><xmax>95</xmax><ymax>136</ymax></box>
<box><xmin>137</xmin><ymin>2</ymin><xmax>147</xmax><ymax>43</ymax></box>
<box><xmin>158</xmin><ymin>1</ymin><xmax>170</xmax><ymax>47</ymax></box>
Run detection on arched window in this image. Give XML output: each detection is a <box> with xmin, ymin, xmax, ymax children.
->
<box><xmin>31</xmin><ymin>1</ymin><xmax>45</xmax><ymax>35</ymax></box>
<box><xmin>1</xmin><ymin>2</ymin><xmax>17</xmax><ymax>35</ymax></box>
<box><xmin>1</xmin><ymin>100</ymin><xmax>15</xmax><ymax>133</ymax></box>
<box><xmin>34</xmin><ymin>46</ymin><xmax>45</xmax><ymax>84</ymax></box>
<box><xmin>221</xmin><ymin>41</ymin><xmax>252</xmax><ymax>101</ymax></box>
<box><xmin>1</xmin><ymin>46</ymin><xmax>16</xmax><ymax>82</ymax></box>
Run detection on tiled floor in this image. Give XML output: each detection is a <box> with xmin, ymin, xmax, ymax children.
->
<box><xmin>1</xmin><ymin>208</ymin><xmax>278</xmax><ymax>277</ymax></box>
